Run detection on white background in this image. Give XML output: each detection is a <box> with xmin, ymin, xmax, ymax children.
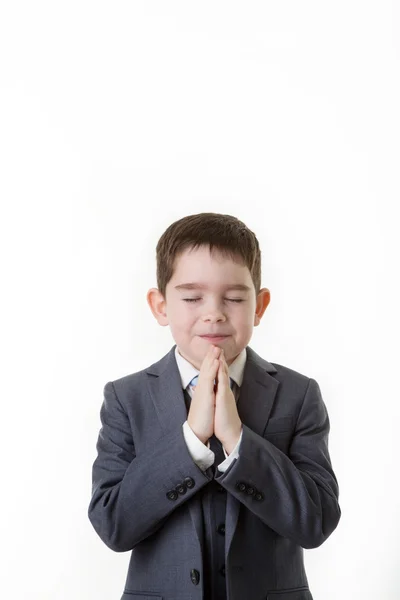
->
<box><xmin>1</xmin><ymin>2</ymin><xmax>399</xmax><ymax>599</ymax></box>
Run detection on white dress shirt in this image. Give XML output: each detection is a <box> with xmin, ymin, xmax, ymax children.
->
<box><xmin>175</xmin><ymin>345</ymin><xmax>246</xmax><ymax>473</ymax></box>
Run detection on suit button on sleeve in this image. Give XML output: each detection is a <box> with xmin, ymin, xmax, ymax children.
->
<box><xmin>166</xmin><ymin>489</ymin><xmax>178</xmax><ymax>501</ymax></box>
<box><xmin>255</xmin><ymin>491</ymin><xmax>264</xmax><ymax>501</ymax></box>
<box><xmin>176</xmin><ymin>483</ymin><xmax>187</xmax><ymax>495</ymax></box>
<box><xmin>190</xmin><ymin>568</ymin><xmax>200</xmax><ymax>585</ymax></box>
<box><xmin>184</xmin><ymin>476</ymin><xmax>195</xmax><ymax>489</ymax></box>
<box><xmin>246</xmin><ymin>486</ymin><xmax>255</xmax><ymax>495</ymax></box>
<box><xmin>235</xmin><ymin>481</ymin><xmax>246</xmax><ymax>492</ymax></box>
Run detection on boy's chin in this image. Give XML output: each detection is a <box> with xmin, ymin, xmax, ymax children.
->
<box><xmin>178</xmin><ymin>343</ymin><xmax>206</xmax><ymax>359</ymax></box>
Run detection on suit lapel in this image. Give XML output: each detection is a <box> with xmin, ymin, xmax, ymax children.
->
<box><xmin>145</xmin><ymin>344</ymin><xmax>280</xmax><ymax>560</ymax></box>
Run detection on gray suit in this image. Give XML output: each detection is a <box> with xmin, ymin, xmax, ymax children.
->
<box><xmin>88</xmin><ymin>344</ymin><xmax>341</xmax><ymax>600</ymax></box>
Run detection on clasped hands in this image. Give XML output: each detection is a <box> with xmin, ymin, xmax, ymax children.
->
<box><xmin>188</xmin><ymin>344</ymin><xmax>243</xmax><ymax>455</ymax></box>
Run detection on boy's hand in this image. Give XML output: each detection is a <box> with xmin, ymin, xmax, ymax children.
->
<box><xmin>214</xmin><ymin>349</ymin><xmax>243</xmax><ymax>454</ymax></box>
<box><xmin>187</xmin><ymin>344</ymin><xmax>221</xmax><ymax>445</ymax></box>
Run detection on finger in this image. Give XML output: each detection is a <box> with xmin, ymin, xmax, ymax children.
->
<box><xmin>209</xmin><ymin>345</ymin><xmax>220</xmax><ymax>362</ymax></box>
<box><xmin>217</xmin><ymin>359</ymin><xmax>227</xmax><ymax>384</ymax></box>
<box><xmin>219</xmin><ymin>350</ymin><xmax>227</xmax><ymax>368</ymax></box>
<box><xmin>221</xmin><ymin>356</ymin><xmax>229</xmax><ymax>380</ymax></box>
<box><xmin>223</xmin><ymin>353</ymin><xmax>228</xmax><ymax>372</ymax></box>
<box><xmin>202</xmin><ymin>348</ymin><xmax>219</xmax><ymax>373</ymax></box>
<box><xmin>213</xmin><ymin>346</ymin><xmax>221</xmax><ymax>358</ymax></box>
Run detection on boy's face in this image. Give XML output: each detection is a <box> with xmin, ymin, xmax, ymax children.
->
<box><xmin>147</xmin><ymin>245</ymin><xmax>270</xmax><ymax>369</ymax></box>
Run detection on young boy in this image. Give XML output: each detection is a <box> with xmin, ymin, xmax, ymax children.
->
<box><xmin>88</xmin><ymin>212</ymin><xmax>341</xmax><ymax>600</ymax></box>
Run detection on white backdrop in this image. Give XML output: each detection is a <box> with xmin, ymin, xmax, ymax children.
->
<box><xmin>1</xmin><ymin>2</ymin><xmax>399</xmax><ymax>599</ymax></box>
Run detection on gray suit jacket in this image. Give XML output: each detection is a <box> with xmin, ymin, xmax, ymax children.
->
<box><xmin>88</xmin><ymin>344</ymin><xmax>341</xmax><ymax>600</ymax></box>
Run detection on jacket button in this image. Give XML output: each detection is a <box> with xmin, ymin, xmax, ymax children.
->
<box><xmin>166</xmin><ymin>489</ymin><xmax>178</xmax><ymax>501</ymax></box>
<box><xmin>255</xmin><ymin>491</ymin><xmax>264</xmax><ymax>501</ymax></box>
<box><xmin>219</xmin><ymin>564</ymin><xmax>226</xmax><ymax>577</ymax></box>
<box><xmin>235</xmin><ymin>481</ymin><xmax>246</xmax><ymax>492</ymax></box>
<box><xmin>176</xmin><ymin>483</ymin><xmax>187</xmax><ymax>495</ymax></box>
<box><xmin>246</xmin><ymin>486</ymin><xmax>255</xmax><ymax>495</ymax></box>
<box><xmin>217</xmin><ymin>523</ymin><xmax>225</xmax><ymax>535</ymax></box>
<box><xmin>184</xmin><ymin>476</ymin><xmax>195</xmax><ymax>489</ymax></box>
<box><xmin>190</xmin><ymin>568</ymin><xmax>200</xmax><ymax>585</ymax></box>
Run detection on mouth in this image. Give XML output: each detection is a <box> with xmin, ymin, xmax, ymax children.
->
<box><xmin>200</xmin><ymin>335</ymin><xmax>230</xmax><ymax>342</ymax></box>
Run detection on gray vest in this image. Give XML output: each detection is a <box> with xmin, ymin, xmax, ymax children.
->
<box><xmin>184</xmin><ymin>387</ymin><xmax>237</xmax><ymax>600</ymax></box>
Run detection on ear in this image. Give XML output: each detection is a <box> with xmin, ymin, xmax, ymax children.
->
<box><xmin>254</xmin><ymin>288</ymin><xmax>270</xmax><ymax>326</ymax></box>
<box><xmin>146</xmin><ymin>288</ymin><xmax>169</xmax><ymax>326</ymax></box>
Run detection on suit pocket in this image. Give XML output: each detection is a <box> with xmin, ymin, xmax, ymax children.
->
<box><xmin>263</xmin><ymin>416</ymin><xmax>294</xmax><ymax>434</ymax></box>
<box><xmin>266</xmin><ymin>585</ymin><xmax>312</xmax><ymax>599</ymax></box>
<box><xmin>121</xmin><ymin>593</ymin><xmax>163</xmax><ymax>600</ymax></box>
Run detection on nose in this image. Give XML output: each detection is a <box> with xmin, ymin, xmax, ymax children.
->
<box><xmin>202</xmin><ymin>306</ymin><xmax>226</xmax><ymax>323</ymax></box>
<box><xmin>203</xmin><ymin>315</ymin><xmax>226</xmax><ymax>323</ymax></box>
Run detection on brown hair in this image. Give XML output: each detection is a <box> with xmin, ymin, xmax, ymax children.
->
<box><xmin>155</xmin><ymin>212</ymin><xmax>261</xmax><ymax>299</ymax></box>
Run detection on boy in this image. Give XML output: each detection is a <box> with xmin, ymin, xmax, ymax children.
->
<box><xmin>88</xmin><ymin>212</ymin><xmax>341</xmax><ymax>600</ymax></box>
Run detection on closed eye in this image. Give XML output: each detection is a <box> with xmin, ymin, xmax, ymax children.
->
<box><xmin>183</xmin><ymin>298</ymin><xmax>244</xmax><ymax>303</ymax></box>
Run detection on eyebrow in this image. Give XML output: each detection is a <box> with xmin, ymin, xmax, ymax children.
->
<box><xmin>175</xmin><ymin>283</ymin><xmax>252</xmax><ymax>292</ymax></box>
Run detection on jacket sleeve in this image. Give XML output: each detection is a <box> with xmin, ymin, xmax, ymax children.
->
<box><xmin>88</xmin><ymin>381</ymin><xmax>213</xmax><ymax>552</ymax></box>
<box><xmin>215</xmin><ymin>377</ymin><xmax>341</xmax><ymax>549</ymax></box>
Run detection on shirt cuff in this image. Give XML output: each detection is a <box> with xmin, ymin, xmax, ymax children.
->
<box><xmin>217</xmin><ymin>428</ymin><xmax>243</xmax><ymax>473</ymax></box>
<box><xmin>182</xmin><ymin>421</ymin><xmax>215</xmax><ymax>471</ymax></box>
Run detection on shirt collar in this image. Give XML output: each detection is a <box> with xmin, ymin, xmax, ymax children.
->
<box><xmin>174</xmin><ymin>345</ymin><xmax>247</xmax><ymax>390</ymax></box>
